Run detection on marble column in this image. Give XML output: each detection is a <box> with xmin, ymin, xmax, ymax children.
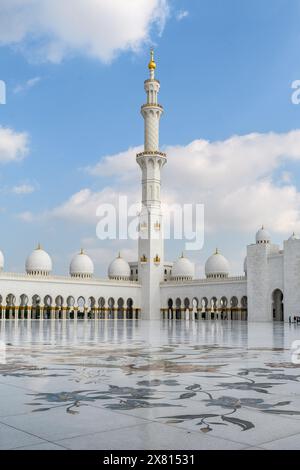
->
<box><xmin>84</xmin><ymin>307</ymin><xmax>88</xmax><ymax>320</ymax></box>
<box><xmin>40</xmin><ymin>306</ymin><xmax>44</xmax><ymax>320</ymax></box>
<box><xmin>50</xmin><ymin>307</ymin><xmax>56</xmax><ymax>320</ymax></box>
<box><xmin>74</xmin><ymin>307</ymin><xmax>78</xmax><ymax>321</ymax></box>
<box><xmin>62</xmin><ymin>306</ymin><xmax>67</xmax><ymax>321</ymax></box>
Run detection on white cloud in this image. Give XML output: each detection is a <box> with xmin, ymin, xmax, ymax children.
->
<box><xmin>22</xmin><ymin>129</ymin><xmax>300</xmax><ymax>275</ymax></box>
<box><xmin>12</xmin><ymin>183</ymin><xmax>36</xmax><ymax>195</ymax></box>
<box><xmin>84</xmin><ymin>146</ymin><xmax>141</xmax><ymax>181</ymax></box>
<box><xmin>50</xmin><ymin>186</ymin><xmax>140</xmax><ymax>225</ymax></box>
<box><xmin>13</xmin><ymin>76</ymin><xmax>41</xmax><ymax>94</ymax></box>
<box><xmin>176</xmin><ymin>10</ymin><xmax>189</xmax><ymax>21</ymax></box>
<box><xmin>0</xmin><ymin>0</ymin><xmax>170</xmax><ymax>63</ymax></box>
<box><xmin>17</xmin><ymin>211</ymin><xmax>34</xmax><ymax>222</ymax></box>
<box><xmin>0</xmin><ymin>127</ymin><xmax>29</xmax><ymax>163</ymax></box>
<box><xmin>50</xmin><ymin>129</ymin><xmax>300</xmax><ymax>238</ymax></box>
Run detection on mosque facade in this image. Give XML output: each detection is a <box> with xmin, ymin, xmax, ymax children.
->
<box><xmin>0</xmin><ymin>52</ymin><xmax>298</xmax><ymax>323</ymax></box>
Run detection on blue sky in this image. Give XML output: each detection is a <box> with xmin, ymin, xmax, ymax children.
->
<box><xmin>1</xmin><ymin>0</ymin><xmax>300</xmax><ymax>276</ymax></box>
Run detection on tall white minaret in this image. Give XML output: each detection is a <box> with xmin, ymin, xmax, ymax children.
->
<box><xmin>137</xmin><ymin>50</ymin><xmax>167</xmax><ymax>320</ymax></box>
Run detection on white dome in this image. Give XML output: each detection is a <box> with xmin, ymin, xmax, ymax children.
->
<box><xmin>289</xmin><ymin>232</ymin><xmax>300</xmax><ymax>241</ymax></box>
<box><xmin>70</xmin><ymin>250</ymin><xmax>94</xmax><ymax>278</ymax></box>
<box><xmin>205</xmin><ymin>249</ymin><xmax>230</xmax><ymax>279</ymax></box>
<box><xmin>0</xmin><ymin>250</ymin><xmax>4</xmax><ymax>272</ymax></box>
<box><xmin>256</xmin><ymin>226</ymin><xmax>271</xmax><ymax>244</ymax></box>
<box><xmin>108</xmin><ymin>254</ymin><xmax>130</xmax><ymax>280</ymax></box>
<box><xmin>26</xmin><ymin>245</ymin><xmax>52</xmax><ymax>276</ymax></box>
<box><xmin>172</xmin><ymin>254</ymin><xmax>195</xmax><ymax>281</ymax></box>
<box><xmin>244</xmin><ymin>256</ymin><xmax>247</xmax><ymax>275</ymax></box>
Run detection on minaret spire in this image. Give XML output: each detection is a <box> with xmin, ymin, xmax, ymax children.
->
<box><xmin>148</xmin><ymin>48</ymin><xmax>156</xmax><ymax>79</ymax></box>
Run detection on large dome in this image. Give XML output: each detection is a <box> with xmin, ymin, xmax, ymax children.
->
<box><xmin>70</xmin><ymin>249</ymin><xmax>94</xmax><ymax>278</ymax></box>
<box><xmin>205</xmin><ymin>249</ymin><xmax>230</xmax><ymax>279</ymax></box>
<box><xmin>26</xmin><ymin>245</ymin><xmax>52</xmax><ymax>276</ymax></box>
<box><xmin>289</xmin><ymin>232</ymin><xmax>300</xmax><ymax>241</ymax></box>
<box><xmin>0</xmin><ymin>250</ymin><xmax>4</xmax><ymax>272</ymax></box>
<box><xmin>108</xmin><ymin>253</ymin><xmax>131</xmax><ymax>280</ymax></box>
<box><xmin>172</xmin><ymin>254</ymin><xmax>195</xmax><ymax>281</ymax></box>
<box><xmin>256</xmin><ymin>226</ymin><xmax>271</xmax><ymax>244</ymax></box>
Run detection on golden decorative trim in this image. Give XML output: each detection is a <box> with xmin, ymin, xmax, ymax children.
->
<box><xmin>154</xmin><ymin>254</ymin><xmax>161</xmax><ymax>264</ymax></box>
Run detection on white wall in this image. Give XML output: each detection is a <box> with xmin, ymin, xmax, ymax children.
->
<box><xmin>161</xmin><ymin>278</ymin><xmax>247</xmax><ymax>308</ymax></box>
<box><xmin>247</xmin><ymin>243</ymin><xmax>271</xmax><ymax>322</ymax></box>
<box><xmin>284</xmin><ymin>238</ymin><xmax>300</xmax><ymax>321</ymax></box>
<box><xmin>0</xmin><ymin>274</ymin><xmax>141</xmax><ymax>308</ymax></box>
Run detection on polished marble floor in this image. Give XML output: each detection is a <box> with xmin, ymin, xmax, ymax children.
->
<box><xmin>0</xmin><ymin>319</ymin><xmax>300</xmax><ymax>450</ymax></box>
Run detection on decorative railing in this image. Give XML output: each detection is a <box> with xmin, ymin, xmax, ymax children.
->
<box><xmin>161</xmin><ymin>276</ymin><xmax>247</xmax><ymax>286</ymax></box>
<box><xmin>141</xmin><ymin>103</ymin><xmax>163</xmax><ymax>110</ymax></box>
<box><xmin>144</xmin><ymin>79</ymin><xmax>160</xmax><ymax>84</ymax></box>
<box><xmin>0</xmin><ymin>272</ymin><xmax>140</xmax><ymax>285</ymax></box>
<box><xmin>136</xmin><ymin>151</ymin><xmax>166</xmax><ymax>158</ymax></box>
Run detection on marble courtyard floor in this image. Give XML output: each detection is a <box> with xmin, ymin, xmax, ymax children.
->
<box><xmin>0</xmin><ymin>320</ymin><xmax>300</xmax><ymax>450</ymax></box>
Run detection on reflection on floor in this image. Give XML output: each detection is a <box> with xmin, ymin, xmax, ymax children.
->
<box><xmin>0</xmin><ymin>319</ymin><xmax>300</xmax><ymax>450</ymax></box>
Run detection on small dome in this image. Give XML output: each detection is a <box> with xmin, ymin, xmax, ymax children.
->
<box><xmin>289</xmin><ymin>232</ymin><xmax>300</xmax><ymax>241</ymax></box>
<box><xmin>26</xmin><ymin>244</ymin><xmax>52</xmax><ymax>276</ymax></box>
<box><xmin>256</xmin><ymin>226</ymin><xmax>271</xmax><ymax>244</ymax></box>
<box><xmin>70</xmin><ymin>249</ymin><xmax>94</xmax><ymax>278</ymax></box>
<box><xmin>108</xmin><ymin>253</ymin><xmax>130</xmax><ymax>280</ymax></box>
<box><xmin>244</xmin><ymin>256</ymin><xmax>247</xmax><ymax>275</ymax></box>
<box><xmin>0</xmin><ymin>250</ymin><xmax>4</xmax><ymax>272</ymax></box>
<box><xmin>205</xmin><ymin>249</ymin><xmax>230</xmax><ymax>279</ymax></box>
<box><xmin>172</xmin><ymin>254</ymin><xmax>195</xmax><ymax>281</ymax></box>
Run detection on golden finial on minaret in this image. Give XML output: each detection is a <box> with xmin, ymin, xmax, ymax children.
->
<box><xmin>148</xmin><ymin>48</ymin><xmax>156</xmax><ymax>71</ymax></box>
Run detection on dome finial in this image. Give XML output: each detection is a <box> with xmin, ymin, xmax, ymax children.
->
<box><xmin>80</xmin><ymin>248</ymin><xmax>84</xmax><ymax>255</ymax></box>
<box><xmin>181</xmin><ymin>251</ymin><xmax>184</xmax><ymax>258</ymax></box>
<box><xmin>148</xmin><ymin>48</ymin><xmax>156</xmax><ymax>73</ymax></box>
<box><xmin>215</xmin><ymin>247</ymin><xmax>219</xmax><ymax>255</ymax></box>
<box><xmin>36</xmin><ymin>242</ymin><xmax>42</xmax><ymax>250</ymax></box>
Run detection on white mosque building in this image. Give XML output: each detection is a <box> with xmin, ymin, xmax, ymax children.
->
<box><xmin>0</xmin><ymin>52</ymin><xmax>299</xmax><ymax>323</ymax></box>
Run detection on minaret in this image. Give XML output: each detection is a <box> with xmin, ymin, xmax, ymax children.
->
<box><xmin>137</xmin><ymin>50</ymin><xmax>167</xmax><ymax>320</ymax></box>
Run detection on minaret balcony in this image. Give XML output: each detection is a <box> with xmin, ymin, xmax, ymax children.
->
<box><xmin>144</xmin><ymin>78</ymin><xmax>160</xmax><ymax>85</ymax></box>
<box><xmin>141</xmin><ymin>103</ymin><xmax>163</xmax><ymax>110</ymax></box>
